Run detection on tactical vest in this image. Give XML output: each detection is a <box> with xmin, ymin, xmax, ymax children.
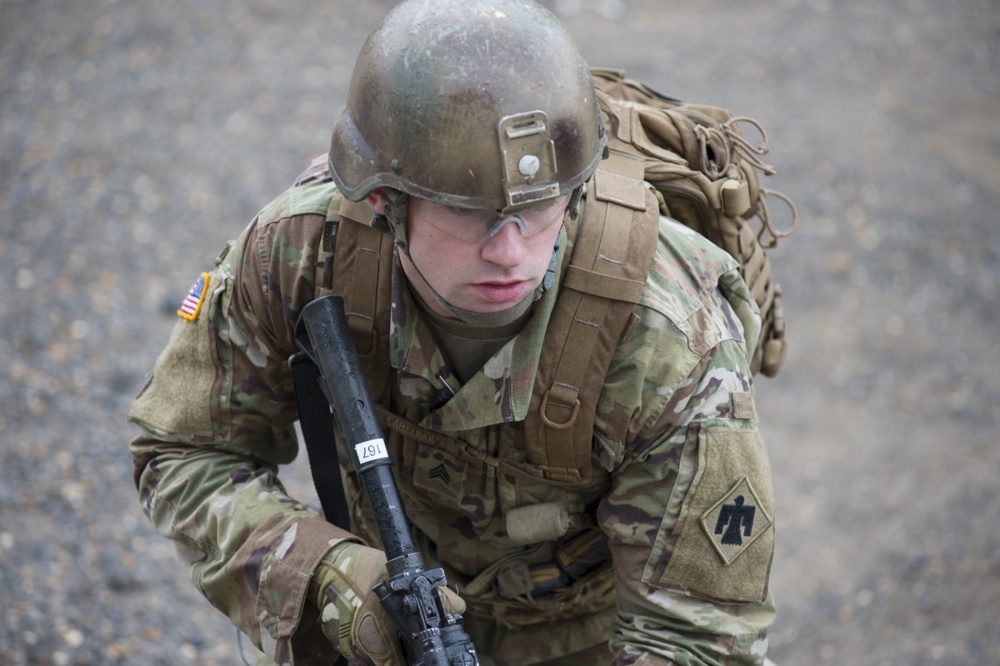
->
<box><xmin>312</xmin><ymin>151</ymin><xmax>661</xmax><ymax>494</ymax></box>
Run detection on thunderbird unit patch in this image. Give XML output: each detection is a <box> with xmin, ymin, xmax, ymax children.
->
<box><xmin>178</xmin><ymin>272</ymin><xmax>210</xmax><ymax>322</ymax></box>
<box><xmin>700</xmin><ymin>476</ymin><xmax>773</xmax><ymax>566</ymax></box>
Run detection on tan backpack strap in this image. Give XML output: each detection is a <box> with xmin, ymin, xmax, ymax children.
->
<box><xmin>332</xmin><ymin>198</ymin><xmax>394</xmax><ymax>398</ymax></box>
<box><xmin>525</xmin><ymin>148</ymin><xmax>659</xmax><ymax>479</ymax></box>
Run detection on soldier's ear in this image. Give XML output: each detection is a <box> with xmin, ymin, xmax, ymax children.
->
<box><xmin>366</xmin><ymin>189</ymin><xmax>389</xmax><ymax>214</ymax></box>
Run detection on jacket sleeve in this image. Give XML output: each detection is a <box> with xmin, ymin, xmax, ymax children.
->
<box><xmin>600</xmin><ymin>272</ymin><xmax>775</xmax><ymax>666</ymax></box>
<box><xmin>127</xmin><ymin>206</ymin><xmax>354</xmax><ymax>666</ymax></box>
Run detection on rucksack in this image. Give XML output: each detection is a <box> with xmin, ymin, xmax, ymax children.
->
<box><xmin>308</xmin><ymin>67</ymin><xmax>797</xmax><ymax>485</ymax></box>
<box><xmin>589</xmin><ymin>68</ymin><xmax>797</xmax><ymax>378</ymax></box>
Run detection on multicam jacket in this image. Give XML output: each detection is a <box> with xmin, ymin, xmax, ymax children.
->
<box><xmin>128</xmin><ymin>156</ymin><xmax>776</xmax><ymax>666</ymax></box>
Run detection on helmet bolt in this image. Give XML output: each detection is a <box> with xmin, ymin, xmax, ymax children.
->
<box><xmin>391</xmin><ymin>159</ymin><xmax>402</xmax><ymax>175</ymax></box>
<box><xmin>518</xmin><ymin>154</ymin><xmax>540</xmax><ymax>180</ymax></box>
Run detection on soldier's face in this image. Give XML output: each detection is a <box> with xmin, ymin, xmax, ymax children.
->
<box><xmin>399</xmin><ymin>196</ymin><xmax>567</xmax><ymax>316</ymax></box>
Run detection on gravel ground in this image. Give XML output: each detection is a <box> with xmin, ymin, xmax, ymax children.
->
<box><xmin>1</xmin><ymin>1</ymin><xmax>997</xmax><ymax>664</ymax></box>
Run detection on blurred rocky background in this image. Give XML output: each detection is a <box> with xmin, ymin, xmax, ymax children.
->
<box><xmin>1</xmin><ymin>0</ymin><xmax>997</xmax><ymax>664</ymax></box>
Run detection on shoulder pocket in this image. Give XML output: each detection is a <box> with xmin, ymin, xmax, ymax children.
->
<box><xmin>645</xmin><ymin>425</ymin><xmax>774</xmax><ymax>603</ymax></box>
<box><xmin>128</xmin><ymin>270</ymin><xmax>227</xmax><ymax>437</ymax></box>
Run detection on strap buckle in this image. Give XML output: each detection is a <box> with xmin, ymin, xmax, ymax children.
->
<box><xmin>539</xmin><ymin>390</ymin><xmax>580</xmax><ymax>430</ymax></box>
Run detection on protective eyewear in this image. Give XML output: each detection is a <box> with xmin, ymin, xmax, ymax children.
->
<box><xmin>415</xmin><ymin>198</ymin><xmax>567</xmax><ymax>244</ymax></box>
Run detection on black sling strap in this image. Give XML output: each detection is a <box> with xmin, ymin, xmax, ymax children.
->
<box><xmin>289</xmin><ymin>352</ymin><xmax>352</xmax><ymax>532</ymax></box>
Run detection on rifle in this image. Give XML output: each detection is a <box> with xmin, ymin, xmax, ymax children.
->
<box><xmin>293</xmin><ymin>294</ymin><xmax>479</xmax><ymax>666</ymax></box>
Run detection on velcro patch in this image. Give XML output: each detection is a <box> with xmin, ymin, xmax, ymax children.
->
<box><xmin>655</xmin><ymin>427</ymin><xmax>774</xmax><ymax>603</ymax></box>
<box><xmin>178</xmin><ymin>272</ymin><xmax>210</xmax><ymax>322</ymax></box>
<box><xmin>730</xmin><ymin>391</ymin><xmax>757</xmax><ymax>420</ymax></box>
<box><xmin>700</xmin><ymin>476</ymin><xmax>772</xmax><ymax>566</ymax></box>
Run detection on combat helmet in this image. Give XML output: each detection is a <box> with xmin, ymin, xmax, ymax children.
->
<box><xmin>328</xmin><ymin>0</ymin><xmax>607</xmax><ymax>216</ymax></box>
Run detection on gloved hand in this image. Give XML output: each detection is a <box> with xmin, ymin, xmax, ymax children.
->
<box><xmin>312</xmin><ymin>542</ymin><xmax>466</xmax><ymax>665</ymax></box>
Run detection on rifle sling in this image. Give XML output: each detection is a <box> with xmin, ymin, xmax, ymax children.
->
<box><xmin>290</xmin><ymin>353</ymin><xmax>352</xmax><ymax>532</ymax></box>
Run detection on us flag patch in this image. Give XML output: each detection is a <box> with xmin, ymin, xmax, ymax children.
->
<box><xmin>178</xmin><ymin>272</ymin><xmax>210</xmax><ymax>322</ymax></box>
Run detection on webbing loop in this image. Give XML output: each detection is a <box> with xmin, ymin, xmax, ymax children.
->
<box><xmin>539</xmin><ymin>391</ymin><xmax>580</xmax><ymax>430</ymax></box>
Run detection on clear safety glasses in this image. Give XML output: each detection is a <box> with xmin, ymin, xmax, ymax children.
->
<box><xmin>414</xmin><ymin>197</ymin><xmax>568</xmax><ymax>244</ymax></box>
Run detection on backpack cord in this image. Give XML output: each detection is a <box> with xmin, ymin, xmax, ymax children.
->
<box><xmin>757</xmin><ymin>188</ymin><xmax>799</xmax><ymax>248</ymax></box>
<box><xmin>237</xmin><ymin>627</ymin><xmax>251</xmax><ymax>666</ymax></box>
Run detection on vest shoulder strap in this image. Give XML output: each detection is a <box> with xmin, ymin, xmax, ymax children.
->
<box><xmin>523</xmin><ymin>148</ymin><xmax>661</xmax><ymax>482</ymax></box>
<box><xmin>320</xmin><ymin>194</ymin><xmax>394</xmax><ymax>400</ymax></box>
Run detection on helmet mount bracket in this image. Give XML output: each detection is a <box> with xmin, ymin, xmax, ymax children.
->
<box><xmin>499</xmin><ymin>111</ymin><xmax>560</xmax><ymax>211</ymax></box>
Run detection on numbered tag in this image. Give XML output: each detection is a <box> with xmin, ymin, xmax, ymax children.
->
<box><xmin>354</xmin><ymin>438</ymin><xmax>389</xmax><ymax>465</ymax></box>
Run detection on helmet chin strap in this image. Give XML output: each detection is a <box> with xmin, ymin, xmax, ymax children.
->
<box><xmin>376</xmin><ymin>187</ymin><xmax>570</xmax><ymax>328</ymax></box>
<box><xmin>399</xmin><ymin>240</ymin><xmax>551</xmax><ymax>328</ymax></box>
<box><xmin>377</xmin><ymin>188</ymin><xmax>562</xmax><ymax>328</ymax></box>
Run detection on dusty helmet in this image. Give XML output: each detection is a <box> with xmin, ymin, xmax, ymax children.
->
<box><xmin>328</xmin><ymin>0</ymin><xmax>606</xmax><ymax>214</ymax></box>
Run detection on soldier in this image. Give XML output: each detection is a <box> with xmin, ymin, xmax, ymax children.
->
<box><xmin>127</xmin><ymin>0</ymin><xmax>777</xmax><ymax>664</ymax></box>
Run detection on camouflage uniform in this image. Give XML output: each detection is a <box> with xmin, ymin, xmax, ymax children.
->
<box><xmin>129</xmin><ymin>156</ymin><xmax>776</xmax><ymax>666</ymax></box>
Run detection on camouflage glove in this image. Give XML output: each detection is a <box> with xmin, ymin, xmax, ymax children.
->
<box><xmin>312</xmin><ymin>542</ymin><xmax>466</xmax><ymax>665</ymax></box>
